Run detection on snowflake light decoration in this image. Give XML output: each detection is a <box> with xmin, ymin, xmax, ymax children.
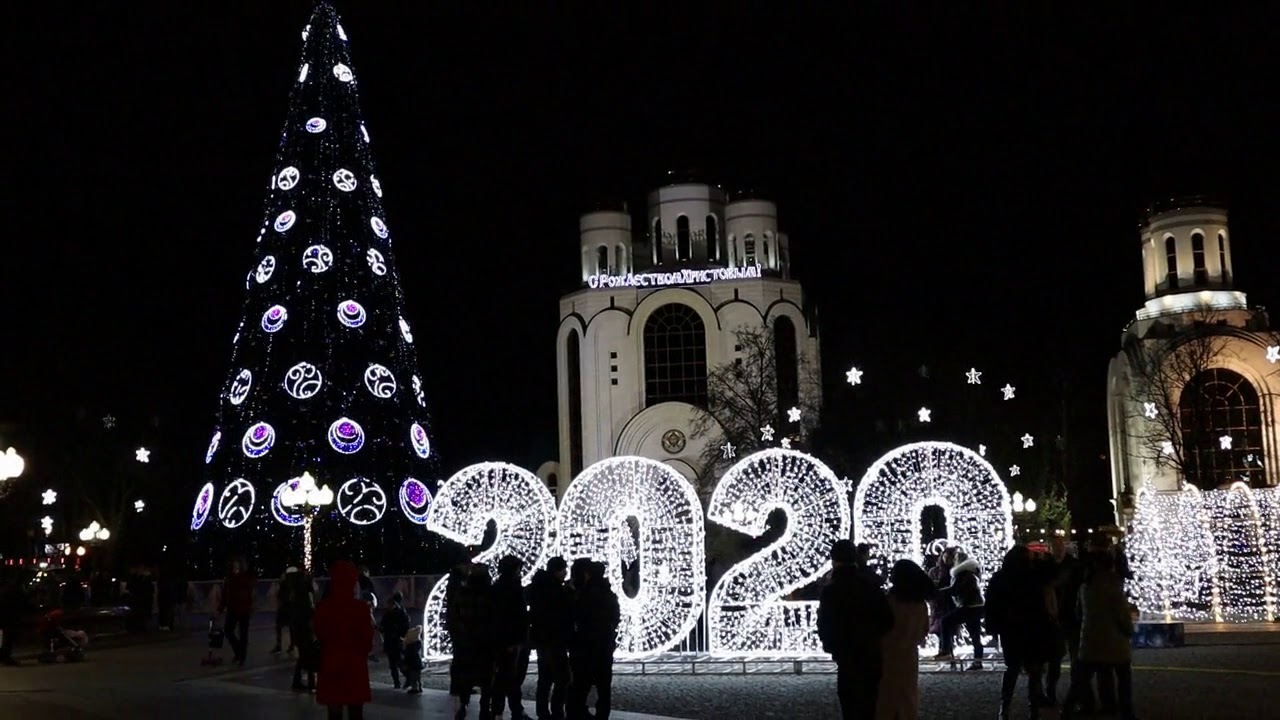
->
<box><xmin>707</xmin><ymin>449</ymin><xmax>851</xmax><ymax>655</ymax></box>
<box><xmin>422</xmin><ymin>462</ymin><xmax>558</xmax><ymax>658</ymax></box>
<box><xmin>845</xmin><ymin>367</ymin><xmax>864</xmax><ymax>385</ymax></box>
<box><xmin>853</xmin><ymin>441</ymin><xmax>1014</xmax><ymax>585</ymax></box>
<box><xmin>558</xmin><ymin>456</ymin><xmax>706</xmax><ymax>658</ymax></box>
<box><xmin>966</xmin><ymin>368</ymin><xmax>982</xmax><ymax>385</ymax></box>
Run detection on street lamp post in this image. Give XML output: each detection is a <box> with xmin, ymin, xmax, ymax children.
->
<box><xmin>78</xmin><ymin>521</ymin><xmax>110</xmax><ymax>543</ymax></box>
<box><xmin>280</xmin><ymin>471</ymin><xmax>334</xmax><ymax>572</ymax></box>
<box><xmin>1011</xmin><ymin>491</ymin><xmax>1038</xmax><ymax>542</ymax></box>
<box><xmin>0</xmin><ymin>447</ymin><xmax>25</xmax><ymax>482</ymax></box>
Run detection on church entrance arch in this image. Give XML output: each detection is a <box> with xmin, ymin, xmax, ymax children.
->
<box><xmin>853</xmin><ymin>441</ymin><xmax>1014</xmax><ymax>579</ymax></box>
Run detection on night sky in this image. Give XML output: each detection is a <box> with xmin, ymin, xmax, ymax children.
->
<box><xmin>6</xmin><ymin>4</ymin><xmax>1278</xmax><ymax>530</ymax></box>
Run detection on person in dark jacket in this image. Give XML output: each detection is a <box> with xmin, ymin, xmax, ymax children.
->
<box><xmin>817</xmin><ymin>539</ymin><xmax>895</xmax><ymax>720</ymax></box>
<box><xmin>984</xmin><ymin>544</ymin><xmax>1055</xmax><ymax>719</ymax></box>
<box><xmin>490</xmin><ymin>555</ymin><xmax>531</xmax><ymax>719</ymax></box>
<box><xmin>528</xmin><ymin>557</ymin><xmax>572</xmax><ymax>720</ymax></box>
<box><xmin>1061</xmin><ymin>552</ymin><xmax>1137</xmax><ymax>720</ymax></box>
<box><xmin>1045</xmin><ymin>537</ymin><xmax>1082</xmax><ymax>704</ymax></box>
<box><xmin>0</xmin><ymin>574</ymin><xmax>32</xmax><ymax>666</ymax></box>
<box><xmin>289</xmin><ymin>571</ymin><xmax>318</xmax><ymax>692</ymax></box>
<box><xmin>447</xmin><ymin>564</ymin><xmax>496</xmax><ymax>719</ymax></box>
<box><xmin>273</xmin><ymin>567</ymin><xmax>299</xmax><ymax>654</ymax></box>
<box><xmin>217</xmin><ymin>558</ymin><xmax>256</xmax><ymax>665</ymax></box>
<box><xmin>378</xmin><ymin>591</ymin><xmax>411</xmax><ymax>688</ymax></box>
<box><xmin>568</xmin><ymin>561</ymin><xmax>621</xmax><ymax>720</ymax></box>
<box><xmin>935</xmin><ymin>549</ymin><xmax>985</xmax><ymax>665</ymax></box>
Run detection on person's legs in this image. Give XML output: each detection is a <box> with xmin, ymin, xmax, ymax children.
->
<box><xmin>593</xmin><ymin>653</ymin><xmax>614</xmax><ymax>720</ymax></box>
<box><xmin>508</xmin><ymin>644</ymin><xmax>529</xmax><ymax>716</ymax></box>
<box><xmin>326</xmin><ymin>706</ymin><xmax>343</xmax><ymax>720</ymax></box>
<box><xmin>536</xmin><ymin>649</ymin><xmax>555</xmax><ymax>718</ymax></box>
<box><xmin>938</xmin><ymin>612</ymin><xmax>958</xmax><ymax>655</ymax></box>
<box><xmin>347</xmin><ymin>705</ymin><xmax>364</xmax><ymax>720</ymax></box>
<box><xmin>234</xmin><ymin>614</ymin><xmax>251</xmax><ymax>661</ymax></box>
<box><xmin>835</xmin><ymin>660</ymin><xmax>857</xmax><ymax>720</ymax></box>
<box><xmin>387</xmin><ymin>645</ymin><xmax>402</xmax><ymax>687</ymax></box>
<box><xmin>550</xmin><ymin>649</ymin><xmax>570</xmax><ymax>719</ymax></box>
<box><xmin>567</xmin><ymin>656</ymin><xmax>594</xmax><ymax>720</ymax></box>
<box><xmin>1097</xmin><ymin>660</ymin><xmax>1118</xmax><ymax>712</ymax></box>
<box><xmin>491</xmin><ymin>647</ymin><xmax>513</xmax><ymax>716</ymax></box>
<box><xmin>1114</xmin><ymin>662</ymin><xmax>1136</xmax><ymax>719</ymax></box>
<box><xmin>273</xmin><ymin>611</ymin><xmax>284</xmax><ymax>651</ymax></box>
<box><xmin>999</xmin><ymin>642</ymin><xmax>1022</xmax><ymax>716</ymax></box>
<box><xmin>853</xmin><ymin>654</ymin><xmax>882</xmax><ymax>719</ymax></box>
<box><xmin>962</xmin><ymin>608</ymin><xmax>984</xmax><ymax>659</ymax></box>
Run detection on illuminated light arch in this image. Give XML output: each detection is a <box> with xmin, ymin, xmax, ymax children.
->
<box><xmin>707</xmin><ymin>449</ymin><xmax>850</xmax><ymax>655</ymax></box>
<box><xmin>853</xmin><ymin>441</ymin><xmax>1013</xmax><ymax>581</ymax></box>
<box><xmin>421</xmin><ymin>462</ymin><xmax>557</xmax><ymax>658</ymax></box>
<box><xmin>558</xmin><ymin>456</ymin><xmax>706</xmax><ymax>658</ymax></box>
<box><xmin>1126</xmin><ymin>486</ymin><xmax>1220</xmax><ymax>622</ymax></box>
<box><xmin>1203</xmin><ymin>483</ymin><xmax>1276</xmax><ymax>622</ymax></box>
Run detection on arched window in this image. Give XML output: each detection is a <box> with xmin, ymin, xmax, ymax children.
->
<box><xmin>676</xmin><ymin>215</ymin><xmax>691</xmax><ymax>261</ymax></box>
<box><xmin>615</xmin><ymin>244</ymin><xmax>627</xmax><ymax>275</ymax></box>
<box><xmin>763</xmin><ymin>231</ymin><xmax>774</xmax><ymax>268</ymax></box>
<box><xmin>1192</xmin><ymin>232</ymin><xmax>1207</xmax><ymax>284</ymax></box>
<box><xmin>643</xmin><ymin>304</ymin><xmax>708</xmax><ymax>408</ymax></box>
<box><xmin>1165</xmin><ymin>236</ymin><xmax>1179</xmax><ymax>290</ymax></box>
<box><xmin>1218</xmin><ymin>233</ymin><xmax>1230</xmax><ymax>284</ymax></box>
<box><xmin>706</xmin><ymin>215</ymin><xmax>719</xmax><ymax>261</ymax></box>
<box><xmin>566</xmin><ymin>330</ymin><xmax>583</xmax><ymax>477</ymax></box>
<box><xmin>744</xmin><ymin>233</ymin><xmax>757</xmax><ymax>267</ymax></box>
<box><xmin>597</xmin><ymin>246</ymin><xmax>610</xmax><ymax>275</ymax></box>
<box><xmin>653</xmin><ymin>219</ymin><xmax>664</xmax><ymax>264</ymax></box>
<box><xmin>1179</xmin><ymin>368</ymin><xmax>1266</xmax><ymax>488</ymax></box>
<box><xmin>774</xmin><ymin>316</ymin><xmax>799</xmax><ymax>418</ymax></box>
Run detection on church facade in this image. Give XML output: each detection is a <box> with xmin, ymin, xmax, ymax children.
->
<box><xmin>538</xmin><ymin>180</ymin><xmax>820</xmax><ymax>496</ymax></box>
<box><xmin>1106</xmin><ymin>201</ymin><xmax>1280</xmax><ymax>524</ymax></box>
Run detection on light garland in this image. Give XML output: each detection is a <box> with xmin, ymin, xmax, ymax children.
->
<box><xmin>422</xmin><ymin>462</ymin><xmax>558</xmax><ymax>658</ymax></box>
<box><xmin>707</xmin><ymin>449</ymin><xmax>850</xmax><ymax>655</ymax></box>
<box><xmin>1127</xmin><ymin>486</ymin><xmax>1223</xmax><ymax>622</ymax></box>
<box><xmin>1202</xmin><ymin>484</ymin><xmax>1275</xmax><ymax>622</ymax></box>
<box><xmin>854</xmin><ymin>441</ymin><xmax>1013</xmax><ymax>583</ymax></box>
<box><xmin>558</xmin><ymin>456</ymin><xmax>706</xmax><ymax>658</ymax></box>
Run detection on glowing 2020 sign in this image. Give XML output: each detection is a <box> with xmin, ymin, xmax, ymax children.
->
<box><xmin>558</xmin><ymin>456</ymin><xmax>706</xmax><ymax>658</ymax></box>
<box><xmin>707</xmin><ymin>449</ymin><xmax>850</xmax><ymax>654</ymax></box>
<box><xmin>421</xmin><ymin>462</ymin><xmax>557</xmax><ymax>658</ymax></box>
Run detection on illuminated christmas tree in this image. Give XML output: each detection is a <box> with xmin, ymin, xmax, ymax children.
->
<box><xmin>192</xmin><ymin>3</ymin><xmax>434</xmax><ymax>574</ymax></box>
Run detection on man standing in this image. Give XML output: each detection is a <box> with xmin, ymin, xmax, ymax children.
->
<box><xmin>491</xmin><ymin>555</ymin><xmax>530</xmax><ymax>719</ymax></box>
<box><xmin>529</xmin><ymin>557</ymin><xmax>573</xmax><ymax>720</ymax></box>
<box><xmin>217</xmin><ymin>558</ymin><xmax>255</xmax><ymax>666</ymax></box>
<box><xmin>568</xmin><ymin>561</ymin><xmax>621</xmax><ymax>720</ymax></box>
<box><xmin>817</xmin><ymin>540</ymin><xmax>894</xmax><ymax>720</ymax></box>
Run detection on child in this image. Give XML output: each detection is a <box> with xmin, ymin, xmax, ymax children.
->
<box><xmin>401</xmin><ymin>625</ymin><xmax>424</xmax><ymax>694</ymax></box>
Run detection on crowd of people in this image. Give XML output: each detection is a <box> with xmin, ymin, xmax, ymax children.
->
<box><xmin>817</xmin><ymin>535</ymin><xmax>1138</xmax><ymax>720</ymax></box>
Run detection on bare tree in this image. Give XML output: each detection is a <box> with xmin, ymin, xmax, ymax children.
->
<box><xmin>689</xmin><ymin>325</ymin><xmax>821</xmax><ymax>497</ymax></box>
<box><xmin>1121</xmin><ymin>307</ymin><xmax>1240</xmax><ymax>487</ymax></box>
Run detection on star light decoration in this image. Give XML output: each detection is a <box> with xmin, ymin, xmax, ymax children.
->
<box><xmin>42</xmin><ymin>489</ymin><xmax>57</xmax><ymax>506</ymax></box>
<box><xmin>760</xmin><ymin>425</ymin><xmax>775</xmax><ymax>442</ymax></box>
<box><xmin>917</xmin><ymin>408</ymin><xmax>932</xmax><ymax>423</ymax></box>
<box><xmin>103</xmin><ymin>415</ymin><xmax>116</xmax><ymax>429</ymax></box>
<box><xmin>978</xmin><ymin>444</ymin><xmax>987</xmax><ymax>457</ymax></box>
<box><xmin>1020</xmin><ymin>434</ymin><xmax>1035</xmax><ymax>449</ymax></box>
<box><xmin>780</xmin><ymin>438</ymin><xmax>793</xmax><ymax>449</ymax></box>
<box><xmin>421</xmin><ymin>462</ymin><xmax>558</xmax><ymax>658</ymax></box>
<box><xmin>1161</xmin><ymin>440</ymin><xmax>1176</xmax><ymax>456</ymax></box>
<box><xmin>135</xmin><ymin>500</ymin><xmax>146</xmax><ymax>513</ymax></box>
<box><xmin>1009</xmin><ymin>464</ymin><xmax>1022</xmax><ymax>477</ymax></box>
<box><xmin>135</xmin><ymin>447</ymin><xmax>150</xmax><ymax>463</ymax></box>
<box><xmin>1143</xmin><ymin>402</ymin><xmax>1159</xmax><ymax>420</ymax></box>
<box><xmin>1266</xmin><ymin>345</ymin><xmax>1280</xmax><ymax>364</ymax></box>
<box><xmin>853</xmin><ymin>441</ymin><xmax>1014</xmax><ymax>588</ymax></box>
<box><xmin>721</xmin><ymin>442</ymin><xmax>736</xmax><ymax>460</ymax></box>
<box><xmin>787</xmin><ymin>407</ymin><xmax>802</xmax><ymax>423</ymax></box>
<box><xmin>41</xmin><ymin>516</ymin><xmax>54</xmax><ymax>536</ymax></box>
<box><xmin>1219</xmin><ymin>435</ymin><xmax>1233</xmax><ymax>450</ymax></box>
<box><xmin>557</xmin><ymin>456</ymin><xmax>706</xmax><ymax>658</ymax></box>
<box><xmin>966</xmin><ymin>368</ymin><xmax>982</xmax><ymax>385</ymax></box>
<box><xmin>1001</xmin><ymin>384</ymin><xmax>1016</xmax><ymax>400</ymax></box>
<box><xmin>706</xmin><ymin>449</ymin><xmax>851</xmax><ymax>654</ymax></box>
<box><xmin>845</xmin><ymin>367</ymin><xmax>864</xmax><ymax>385</ymax></box>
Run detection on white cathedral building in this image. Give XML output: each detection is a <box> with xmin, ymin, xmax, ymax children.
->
<box><xmin>537</xmin><ymin>179</ymin><xmax>821</xmax><ymax>496</ymax></box>
<box><xmin>1106</xmin><ymin>200</ymin><xmax>1280</xmax><ymax>524</ymax></box>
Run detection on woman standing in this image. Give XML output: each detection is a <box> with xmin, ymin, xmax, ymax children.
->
<box><xmin>313</xmin><ymin>561</ymin><xmax>375</xmax><ymax>720</ymax></box>
<box><xmin>876</xmin><ymin>560</ymin><xmax>935</xmax><ymax>719</ymax></box>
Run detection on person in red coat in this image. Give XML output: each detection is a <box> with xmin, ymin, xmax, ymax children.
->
<box><xmin>314</xmin><ymin>561</ymin><xmax>375</xmax><ymax>719</ymax></box>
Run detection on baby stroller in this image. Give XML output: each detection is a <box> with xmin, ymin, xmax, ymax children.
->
<box><xmin>201</xmin><ymin>617</ymin><xmax>225</xmax><ymax>666</ymax></box>
<box><xmin>37</xmin><ymin>609</ymin><xmax>87</xmax><ymax>663</ymax></box>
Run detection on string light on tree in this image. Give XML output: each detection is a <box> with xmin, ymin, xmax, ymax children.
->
<box><xmin>854</xmin><ymin>442</ymin><xmax>1014</xmax><ymax>591</ymax></box>
<box><xmin>917</xmin><ymin>407</ymin><xmax>932</xmax><ymax>423</ymax></box>
<box><xmin>558</xmin><ymin>456</ymin><xmax>706</xmax><ymax>658</ymax></box>
<box><xmin>966</xmin><ymin>368</ymin><xmax>982</xmax><ymax>385</ymax></box>
<box><xmin>707</xmin><ymin>449</ymin><xmax>851</xmax><ymax>654</ymax></box>
<box><xmin>197</xmin><ymin>3</ymin><xmax>436</xmax><ymax>570</ymax></box>
<box><xmin>1020</xmin><ymin>434</ymin><xmax>1035</xmax><ymax>449</ymax></box>
<box><xmin>1001</xmin><ymin>384</ymin><xmax>1015</xmax><ymax>400</ymax></box>
<box><xmin>845</xmin><ymin>367</ymin><xmax>864</xmax><ymax>385</ymax></box>
<box><xmin>135</xmin><ymin>448</ymin><xmax>150</xmax><ymax>463</ymax></box>
<box><xmin>421</xmin><ymin>462</ymin><xmax>557</xmax><ymax>658</ymax></box>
